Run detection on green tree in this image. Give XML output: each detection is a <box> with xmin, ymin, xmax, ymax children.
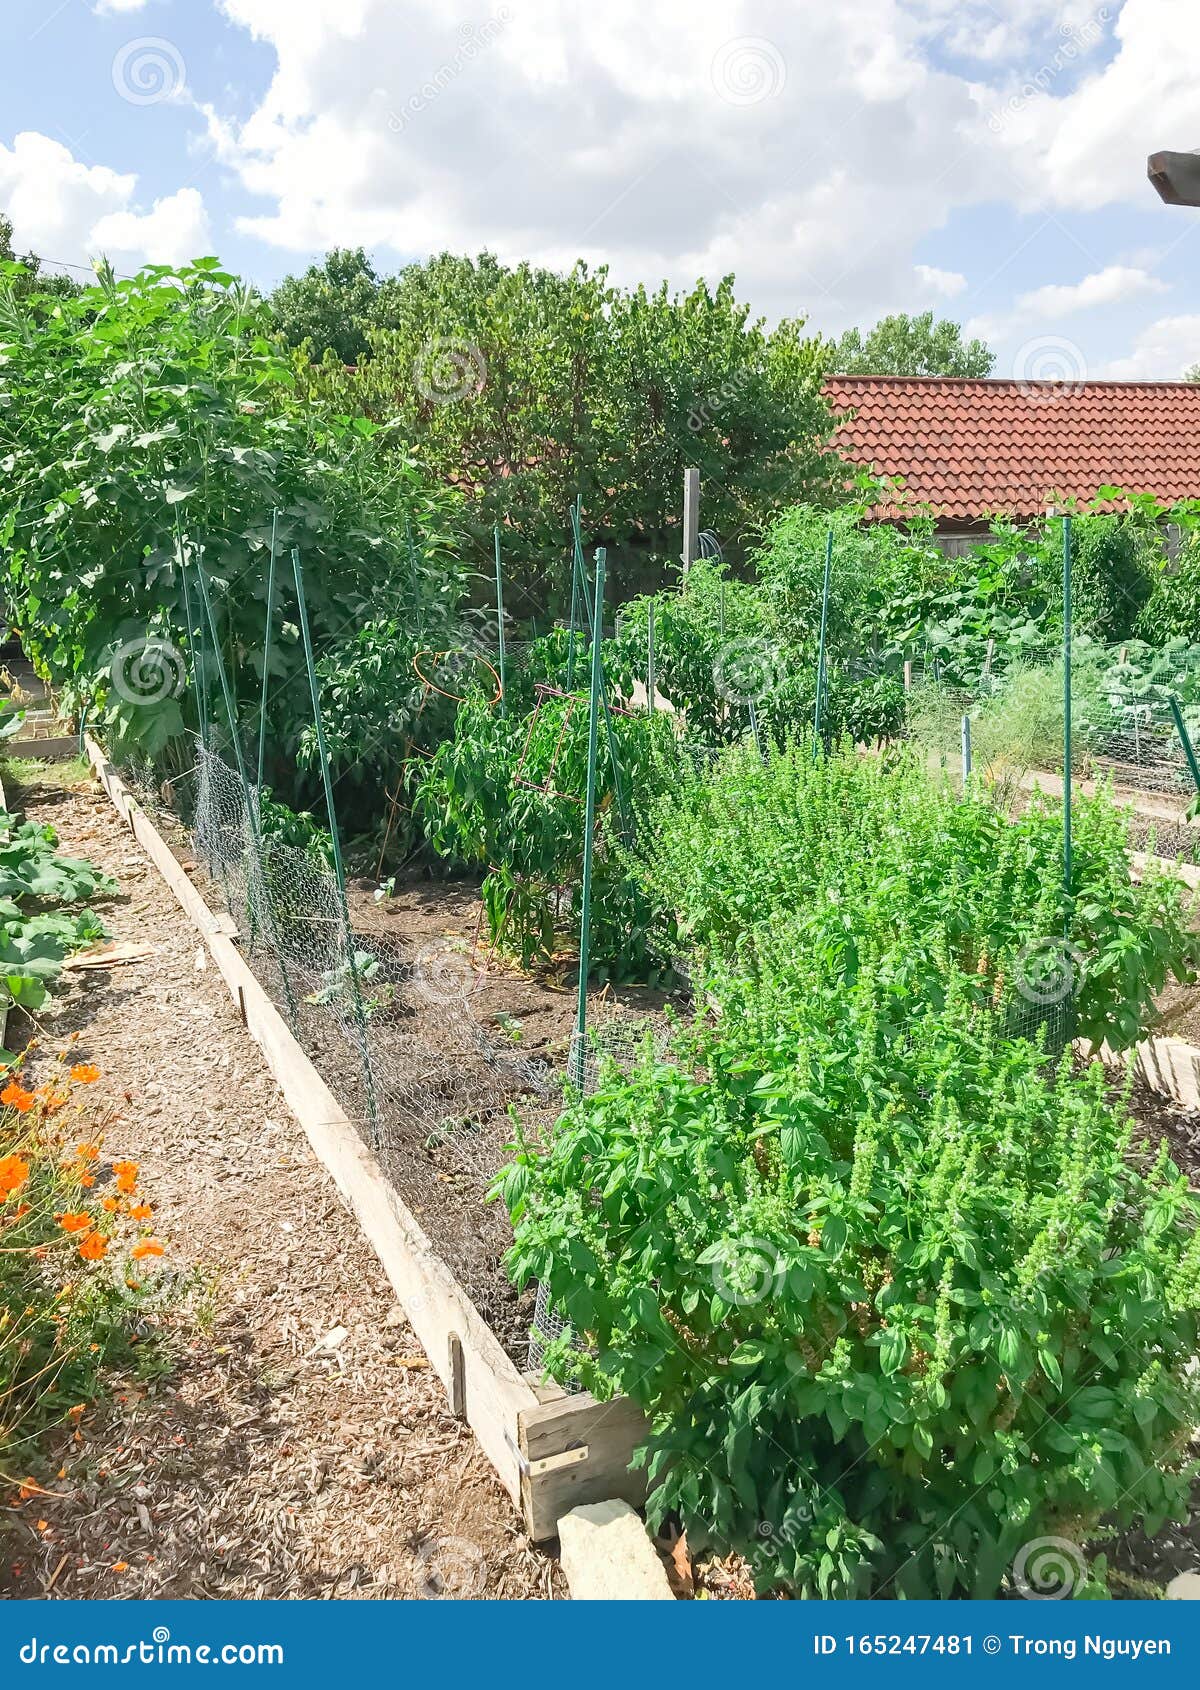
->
<box><xmin>0</xmin><ymin>212</ymin><xmax>82</xmax><ymax>300</ymax></box>
<box><xmin>825</xmin><ymin>310</ymin><xmax>994</xmax><ymax>378</ymax></box>
<box><xmin>312</xmin><ymin>252</ymin><xmax>835</xmax><ymax>608</ymax></box>
<box><xmin>269</xmin><ymin>246</ymin><xmax>380</xmax><ymax>364</ymax></box>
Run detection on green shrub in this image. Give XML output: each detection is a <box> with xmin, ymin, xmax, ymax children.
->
<box><xmin>502</xmin><ymin>988</ymin><xmax>1200</xmax><ymax>1597</ymax></box>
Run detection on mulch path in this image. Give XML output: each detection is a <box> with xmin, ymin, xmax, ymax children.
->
<box><xmin>0</xmin><ymin>768</ymin><xmax>560</xmax><ymax>1600</ymax></box>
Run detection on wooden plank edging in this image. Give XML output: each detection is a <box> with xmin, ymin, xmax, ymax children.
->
<box><xmin>83</xmin><ymin>736</ymin><xmax>538</xmax><ymax>1509</ymax></box>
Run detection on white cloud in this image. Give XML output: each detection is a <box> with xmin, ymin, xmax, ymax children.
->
<box><xmin>93</xmin><ymin>0</ymin><xmax>153</xmax><ymax>14</ymax></box>
<box><xmin>915</xmin><ymin>262</ymin><xmax>967</xmax><ymax>297</ymax></box>
<box><xmin>1018</xmin><ymin>264</ymin><xmax>1167</xmax><ymax>315</ymax></box>
<box><xmin>0</xmin><ymin>131</ymin><xmax>210</xmax><ymax>271</ymax></box>
<box><xmin>90</xmin><ymin>188</ymin><xmax>212</xmax><ymax>265</ymax></box>
<box><xmin>1105</xmin><ymin>313</ymin><xmax>1200</xmax><ymax>378</ymax></box>
<box><xmin>206</xmin><ymin>0</ymin><xmax>997</xmax><ymax>329</ymax></box>
<box><xmin>0</xmin><ymin>133</ymin><xmax>134</xmax><ymax>263</ymax></box>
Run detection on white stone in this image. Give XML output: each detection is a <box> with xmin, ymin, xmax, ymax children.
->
<box><xmin>1166</xmin><ymin>1571</ymin><xmax>1200</xmax><ymax>1600</ymax></box>
<box><xmin>558</xmin><ymin>1499</ymin><xmax>675</xmax><ymax>1601</ymax></box>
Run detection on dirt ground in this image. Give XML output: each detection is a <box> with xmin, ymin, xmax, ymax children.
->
<box><xmin>0</xmin><ymin>765</ymin><xmax>560</xmax><ymax>1600</ymax></box>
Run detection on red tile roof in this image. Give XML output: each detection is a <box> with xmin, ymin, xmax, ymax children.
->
<box><xmin>823</xmin><ymin>376</ymin><xmax>1200</xmax><ymax>523</ymax></box>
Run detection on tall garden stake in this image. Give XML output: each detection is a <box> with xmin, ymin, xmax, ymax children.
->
<box><xmin>567</xmin><ymin>497</ymin><xmax>583</xmax><ymax>690</ymax></box>
<box><xmin>290</xmin><ymin>545</ymin><xmax>381</xmax><ymax>1138</ymax></box>
<box><xmin>193</xmin><ymin>552</ymin><xmax>299</xmax><ymax>1027</ymax></box>
<box><xmin>493</xmin><ymin>523</ymin><xmax>507</xmax><ymax>713</ymax></box>
<box><xmin>571</xmin><ymin>547</ymin><xmax>606</xmax><ymax>1088</ymax></box>
<box><xmin>812</xmin><ymin>527</ymin><xmax>833</xmax><ymax>750</ymax></box>
<box><xmin>1169</xmin><ymin>693</ymin><xmax>1200</xmax><ymax>800</ymax></box>
<box><xmin>176</xmin><ymin>522</ymin><xmax>209</xmax><ymax>749</ymax></box>
<box><xmin>257</xmin><ymin>509</ymin><xmax>278</xmax><ymax>791</ymax></box>
<box><xmin>1062</xmin><ymin>514</ymin><xmax>1073</xmax><ymax>939</ymax></box>
<box><xmin>647</xmin><ymin>599</ymin><xmax>656</xmax><ymax>708</ymax></box>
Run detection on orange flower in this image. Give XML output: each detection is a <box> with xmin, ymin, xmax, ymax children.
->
<box><xmin>128</xmin><ymin>1203</ymin><xmax>152</xmax><ymax>1221</ymax></box>
<box><xmin>75</xmin><ymin>1142</ymin><xmax>101</xmax><ymax>1160</ymax></box>
<box><xmin>100</xmin><ymin>1196</ymin><xmax>119</xmax><ymax>1214</ymax></box>
<box><xmin>70</xmin><ymin>1065</ymin><xmax>100</xmax><ymax>1085</ymax></box>
<box><xmin>67</xmin><ymin>1404</ymin><xmax>86</xmax><ymax>1422</ymax></box>
<box><xmin>78</xmin><ymin>1173</ymin><xmax>94</xmax><ymax>1188</ymax></box>
<box><xmin>130</xmin><ymin>1239</ymin><xmax>164</xmax><ymax>1260</ymax></box>
<box><xmin>111</xmin><ymin>1561</ymin><xmax>129</xmax><ymax>1573</ymax></box>
<box><xmin>112</xmin><ymin>1160</ymin><xmax>138</xmax><ymax>1194</ymax></box>
<box><xmin>78</xmin><ymin>1233</ymin><xmax>107</xmax><ymax>1261</ymax></box>
<box><xmin>1</xmin><ymin>1082</ymin><xmax>35</xmax><ymax>1113</ymax></box>
<box><xmin>57</xmin><ymin>1212</ymin><xmax>93</xmax><ymax>1233</ymax></box>
<box><xmin>0</xmin><ymin>1154</ymin><xmax>29</xmax><ymax>1198</ymax></box>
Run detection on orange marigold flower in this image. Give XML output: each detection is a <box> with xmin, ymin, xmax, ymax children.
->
<box><xmin>78</xmin><ymin>1173</ymin><xmax>95</xmax><ymax>1188</ymax></box>
<box><xmin>70</xmin><ymin>1064</ymin><xmax>100</xmax><ymax>1085</ymax></box>
<box><xmin>67</xmin><ymin>1404</ymin><xmax>86</xmax><ymax>1421</ymax></box>
<box><xmin>130</xmin><ymin>1239</ymin><xmax>164</xmax><ymax>1260</ymax></box>
<box><xmin>78</xmin><ymin>1233</ymin><xmax>107</xmax><ymax>1261</ymax></box>
<box><xmin>37</xmin><ymin>1090</ymin><xmax>67</xmax><ymax>1114</ymax></box>
<box><xmin>128</xmin><ymin>1203</ymin><xmax>152</xmax><ymax>1221</ymax></box>
<box><xmin>100</xmin><ymin>1196</ymin><xmax>119</xmax><ymax>1214</ymax></box>
<box><xmin>76</xmin><ymin>1142</ymin><xmax>102</xmax><ymax>1160</ymax></box>
<box><xmin>1</xmin><ymin>1082</ymin><xmax>35</xmax><ymax>1113</ymax></box>
<box><xmin>0</xmin><ymin>1154</ymin><xmax>29</xmax><ymax>1198</ymax></box>
<box><xmin>57</xmin><ymin>1212</ymin><xmax>93</xmax><ymax>1233</ymax></box>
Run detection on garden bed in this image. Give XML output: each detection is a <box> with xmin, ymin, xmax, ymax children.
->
<box><xmin>86</xmin><ymin>740</ymin><xmax>654</xmax><ymax>1541</ymax></box>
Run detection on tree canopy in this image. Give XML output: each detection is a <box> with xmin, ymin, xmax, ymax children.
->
<box><xmin>824</xmin><ymin>311</ymin><xmax>994</xmax><ymax>378</ymax></box>
<box><xmin>0</xmin><ymin>213</ymin><xmax>82</xmax><ymax>300</ymax></box>
<box><xmin>269</xmin><ymin>246</ymin><xmax>381</xmax><ymax>365</ymax></box>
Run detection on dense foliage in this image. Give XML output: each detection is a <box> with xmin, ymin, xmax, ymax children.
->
<box><xmin>305</xmin><ymin>252</ymin><xmax>835</xmax><ymax>604</ymax></box>
<box><xmin>0</xmin><ymin>808</ymin><xmax>112</xmax><ymax>1037</ymax></box>
<box><xmin>0</xmin><ymin>258</ymin><xmax>464</xmax><ymax>807</ymax></box>
<box><xmin>502</xmin><ymin>745</ymin><xmax>1200</xmax><ymax>1597</ymax></box>
<box><xmin>823</xmin><ymin>311</ymin><xmax>994</xmax><ymax>378</ymax></box>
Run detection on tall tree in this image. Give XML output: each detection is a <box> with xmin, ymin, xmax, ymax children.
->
<box><xmin>825</xmin><ymin>311</ymin><xmax>994</xmax><ymax>378</ymax></box>
<box><xmin>309</xmin><ymin>252</ymin><xmax>835</xmax><ymax>607</ymax></box>
<box><xmin>269</xmin><ymin>247</ymin><xmax>380</xmax><ymax>364</ymax></box>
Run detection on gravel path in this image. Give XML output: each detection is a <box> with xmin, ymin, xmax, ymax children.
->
<box><xmin>0</xmin><ymin>767</ymin><xmax>558</xmax><ymax>1601</ymax></box>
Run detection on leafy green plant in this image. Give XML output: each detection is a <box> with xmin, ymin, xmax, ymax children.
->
<box><xmin>502</xmin><ymin>993</ymin><xmax>1200</xmax><ymax>1598</ymax></box>
<box><xmin>503</xmin><ymin>741</ymin><xmax>1200</xmax><ymax>1598</ymax></box>
<box><xmin>0</xmin><ymin>810</ymin><xmax>112</xmax><ymax>1026</ymax></box>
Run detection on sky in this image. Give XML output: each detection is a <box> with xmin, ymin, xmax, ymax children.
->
<box><xmin>1</xmin><ymin>0</ymin><xmax>1200</xmax><ymax>379</ymax></box>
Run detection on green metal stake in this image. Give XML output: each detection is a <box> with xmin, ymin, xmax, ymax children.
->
<box><xmin>193</xmin><ymin>553</ymin><xmax>299</xmax><ymax>1026</ymax></box>
<box><xmin>1062</xmin><ymin>515</ymin><xmax>1073</xmax><ymax>936</ymax></box>
<box><xmin>257</xmin><ymin>509</ymin><xmax>278</xmax><ymax>792</ymax></box>
<box><xmin>493</xmin><ymin>523</ymin><xmax>507</xmax><ymax>714</ymax></box>
<box><xmin>1169</xmin><ymin>694</ymin><xmax>1200</xmax><ymax>795</ymax></box>
<box><xmin>290</xmin><ymin>547</ymin><xmax>381</xmax><ymax>1137</ymax></box>
<box><xmin>176</xmin><ymin>523</ymin><xmax>209</xmax><ymax>749</ymax></box>
<box><xmin>572</xmin><ymin>547</ymin><xmax>606</xmax><ymax>1089</ymax></box>
<box><xmin>812</xmin><ymin>528</ymin><xmax>833</xmax><ymax>748</ymax></box>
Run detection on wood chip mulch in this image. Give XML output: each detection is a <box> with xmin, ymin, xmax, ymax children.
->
<box><xmin>0</xmin><ymin>771</ymin><xmax>560</xmax><ymax>1601</ymax></box>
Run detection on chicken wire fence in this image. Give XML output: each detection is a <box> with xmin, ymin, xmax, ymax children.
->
<box><xmin>118</xmin><ymin>732</ymin><xmax>658</xmax><ymax>1369</ymax></box>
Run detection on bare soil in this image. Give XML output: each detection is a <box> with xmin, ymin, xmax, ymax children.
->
<box><xmin>0</xmin><ymin>767</ymin><xmax>560</xmax><ymax>1600</ymax></box>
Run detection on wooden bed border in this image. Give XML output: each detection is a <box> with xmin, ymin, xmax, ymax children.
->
<box><xmin>83</xmin><ymin>736</ymin><xmax>648</xmax><ymax>1541</ymax></box>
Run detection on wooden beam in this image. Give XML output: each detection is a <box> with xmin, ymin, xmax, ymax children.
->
<box><xmin>518</xmin><ymin>1389</ymin><xmax>649</xmax><ymax>1543</ymax></box>
<box><xmin>682</xmin><ymin>468</ymin><xmax>700</xmax><ymax>575</ymax></box>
